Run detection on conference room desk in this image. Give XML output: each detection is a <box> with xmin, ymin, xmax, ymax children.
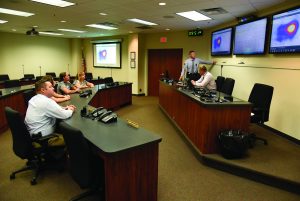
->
<box><xmin>61</xmin><ymin>85</ymin><xmax>162</xmax><ymax>201</ymax></box>
<box><xmin>0</xmin><ymin>85</ymin><xmax>34</xmax><ymax>132</ymax></box>
<box><xmin>159</xmin><ymin>81</ymin><xmax>251</xmax><ymax>154</ymax></box>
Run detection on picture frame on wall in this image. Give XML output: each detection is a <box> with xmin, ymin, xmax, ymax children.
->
<box><xmin>130</xmin><ymin>52</ymin><xmax>136</xmax><ymax>60</ymax></box>
<box><xmin>130</xmin><ymin>61</ymin><xmax>135</xmax><ymax>68</ymax></box>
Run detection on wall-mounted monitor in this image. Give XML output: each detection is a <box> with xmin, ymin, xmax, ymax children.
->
<box><xmin>233</xmin><ymin>18</ymin><xmax>268</xmax><ymax>55</ymax></box>
<box><xmin>93</xmin><ymin>42</ymin><xmax>122</xmax><ymax>68</ymax></box>
<box><xmin>269</xmin><ymin>7</ymin><xmax>300</xmax><ymax>53</ymax></box>
<box><xmin>211</xmin><ymin>27</ymin><xmax>233</xmax><ymax>56</ymax></box>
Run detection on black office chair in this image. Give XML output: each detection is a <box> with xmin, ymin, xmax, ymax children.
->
<box><xmin>4</xmin><ymin>107</ymin><xmax>63</xmax><ymax>185</ymax></box>
<box><xmin>0</xmin><ymin>74</ymin><xmax>10</xmax><ymax>81</ymax></box>
<box><xmin>35</xmin><ymin>76</ymin><xmax>43</xmax><ymax>81</ymax></box>
<box><xmin>70</xmin><ymin>76</ymin><xmax>76</xmax><ymax>83</ymax></box>
<box><xmin>85</xmin><ymin>72</ymin><xmax>93</xmax><ymax>81</ymax></box>
<box><xmin>215</xmin><ymin>76</ymin><xmax>225</xmax><ymax>91</ymax></box>
<box><xmin>23</xmin><ymin>89</ymin><xmax>36</xmax><ymax>107</ymax></box>
<box><xmin>23</xmin><ymin>74</ymin><xmax>35</xmax><ymax>80</ymax></box>
<box><xmin>59</xmin><ymin>122</ymin><xmax>104</xmax><ymax>201</ymax></box>
<box><xmin>4</xmin><ymin>79</ymin><xmax>21</xmax><ymax>88</ymax></box>
<box><xmin>220</xmin><ymin>78</ymin><xmax>235</xmax><ymax>95</ymax></box>
<box><xmin>46</xmin><ymin>72</ymin><xmax>56</xmax><ymax>78</ymax></box>
<box><xmin>104</xmin><ymin>77</ymin><xmax>113</xmax><ymax>84</ymax></box>
<box><xmin>248</xmin><ymin>83</ymin><xmax>274</xmax><ymax>145</ymax></box>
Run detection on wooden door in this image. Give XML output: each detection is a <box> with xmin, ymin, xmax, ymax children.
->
<box><xmin>148</xmin><ymin>49</ymin><xmax>183</xmax><ymax>96</ymax></box>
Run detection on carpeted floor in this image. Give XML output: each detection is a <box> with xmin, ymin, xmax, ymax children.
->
<box><xmin>0</xmin><ymin>96</ymin><xmax>299</xmax><ymax>201</ymax></box>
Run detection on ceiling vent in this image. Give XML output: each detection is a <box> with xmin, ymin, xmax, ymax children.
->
<box><xmin>26</xmin><ymin>28</ymin><xmax>39</xmax><ymax>36</ymax></box>
<box><xmin>201</xmin><ymin>7</ymin><xmax>228</xmax><ymax>15</ymax></box>
<box><xmin>136</xmin><ymin>26</ymin><xmax>153</xmax><ymax>30</ymax></box>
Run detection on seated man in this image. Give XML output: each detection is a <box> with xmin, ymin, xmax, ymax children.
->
<box><xmin>25</xmin><ymin>79</ymin><xmax>76</xmax><ymax>146</ymax></box>
<box><xmin>57</xmin><ymin>72</ymin><xmax>80</xmax><ymax>94</ymax></box>
<box><xmin>42</xmin><ymin>75</ymin><xmax>71</xmax><ymax>103</ymax></box>
<box><xmin>191</xmin><ymin>66</ymin><xmax>216</xmax><ymax>90</ymax></box>
<box><xmin>73</xmin><ymin>72</ymin><xmax>94</xmax><ymax>89</ymax></box>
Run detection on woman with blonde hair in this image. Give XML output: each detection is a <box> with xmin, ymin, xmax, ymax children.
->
<box><xmin>73</xmin><ymin>72</ymin><xmax>94</xmax><ymax>89</ymax></box>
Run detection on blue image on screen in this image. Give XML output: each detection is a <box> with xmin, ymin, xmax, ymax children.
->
<box><xmin>99</xmin><ymin>50</ymin><xmax>107</xmax><ymax>60</ymax></box>
<box><xmin>270</xmin><ymin>7</ymin><xmax>300</xmax><ymax>53</ymax></box>
<box><xmin>211</xmin><ymin>28</ymin><xmax>232</xmax><ymax>56</ymax></box>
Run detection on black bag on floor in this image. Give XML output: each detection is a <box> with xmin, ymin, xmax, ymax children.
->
<box><xmin>218</xmin><ymin>130</ymin><xmax>254</xmax><ymax>159</ymax></box>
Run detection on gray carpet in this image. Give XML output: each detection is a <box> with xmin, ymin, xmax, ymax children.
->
<box><xmin>0</xmin><ymin>96</ymin><xmax>299</xmax><ymax>201</ymax></box>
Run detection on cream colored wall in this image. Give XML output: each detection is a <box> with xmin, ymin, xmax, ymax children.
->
<box><xmin>128</xmin><ymin>34</ymin><xmax>139</xmax><ymax>94</ymax></box>
<box><xmin>208</xmin><ymin>1</ymin><xmax>300</xmax><ymax>139</ymax></box>
<box><xmin>83</xmin><ymin>35</ymin><xmax>129</xmax><ymax>83</ymax></box>
<box><xmin>0</xmin><ymin>32</ymin><xmax>76</xmax><ymax>78</ymax></box>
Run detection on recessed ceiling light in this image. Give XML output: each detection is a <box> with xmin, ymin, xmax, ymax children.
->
<box><xmin>33</xmin><ymin>25</ymin><xmax>38</xmax><ymax>28</ymax></box>
<box><xmin>128</xmin><ymin>18</ymin><xmax>157</xmax><ymax>26</ymax></box>
<box><xmin>165</xmin><ymin>28</ymin><xmax>170</xmax><ymax>31</ymax></box>
<box><xmin>60</xmin><ymin>20</ymin><xmax>66</xmax><ymax>23</ymax></box>
<box><xmin>99</xmin><ymin>12</ymin><xmax>107</xmax><ymax>16</ymax></box>
<box><xmin>129</xmin><ymin>31</ymin><xmax>133</xmax><ymax>33</ymax></box>
<box><xmin>31</xmin><ymin>0</ymin><xmax>74</xmax><ymax>8</ymax></box>
<box><xmin>159</xmin><ymin>2</ymin><xmax>166</xmax><ymax>6</ymax></box>
<box><xmin>58</xmin><ymin>28</ymin><xmax>86</xmax><ymax>33</ymax></box>
<box><xmin>176</xmin><ymin>11</ymin><xmax>211</xmax><ymax>21</ymax></box>
<box><xmin>12</xmin><ymin>29</ymin><xmax>16</xmax><ymax>31</ymax></box>
<box><xmin>40</xmin><ymin>31</ymin><xmax>63</xmax><ymax>36</ymax></box>
<box><xmin>0</xmin><ymin>8</ymin><xmax>34</xmax><ymax>17</ymax></box>
<box><xmin>0</xmin><ymin>19</ymin><xmax>8</xmax><ymax>24</ymax></box>
<box><xmin>77</xmin><ymin>36</ymin><xmax>81</xmax><ymax>38</ymax></box>
<box><xmin>86</xmin><ymin>24</ymin><xmax>117</xmax><ymax>30</ymax></box>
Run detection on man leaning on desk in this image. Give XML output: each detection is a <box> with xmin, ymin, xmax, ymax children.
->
<box><xmin>179</xmin><ymin>50</ymin><xmax>216</xmax><ymax>81</ymax></box>
<box><xmin>191</xmin><ymin>66</ymin><xmax>217</xmax><ymax>90</ymax></box>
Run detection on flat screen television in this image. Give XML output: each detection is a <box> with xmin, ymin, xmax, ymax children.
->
<box><xmin>233</xmin><ymin>18</ymin><xmax>268</xmax><ymax>55</ymax></box>
<box><xmin>269</xmin><ymin>7</ymin><xmax>300</xmax><ymax>53</ymax></box>
<box><xmin>211</xmin><ymin>27</ymin><xmax>233</xmax><ymax>56</ymax></box>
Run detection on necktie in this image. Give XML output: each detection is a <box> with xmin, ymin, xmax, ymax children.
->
<box><xmin>191</xmin><ymin>59</ymin><xmax>195</xmax><ymax>73</ymax></box>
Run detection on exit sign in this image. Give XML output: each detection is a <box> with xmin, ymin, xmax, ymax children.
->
<box><xmin>188</xmin><ymin>29</ymin><xmax>203</xmax><ymax>36</ymax></box>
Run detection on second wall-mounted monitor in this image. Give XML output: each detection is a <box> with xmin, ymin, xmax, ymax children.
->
<box><xmin>211</xmin><ymin>27</ymin><xmax>233</xmax><ymax>56</ymax></box>
<box><xmin>269</xmin><ymin>7</ymin><xmax>300</xmax><ymax>53</ymax></box>
<box><xmin>233</xmin><ymin>17</ymin><xmax>268</xmax><ymax>55</ymax></box>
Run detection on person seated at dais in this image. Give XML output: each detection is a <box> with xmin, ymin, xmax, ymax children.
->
<box><xmin>73</xmin><ymin>72</ymin><xmax>94</xmax><ymax>89</ymax></box>
<box><xmin>42</xmin><ymin>75</ymin><xmax>71</xmax><ymax>103</ymax></box>
<box><xmin>57</xmin><ymin>72</ymin><xmax>80</xmax><ymax>94</ymax></box>
<box><xmin>191</xmin><ymin>66</ymin><xmax>216</xmax><ymax>90</ymax></box>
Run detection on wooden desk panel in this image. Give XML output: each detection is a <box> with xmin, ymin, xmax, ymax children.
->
<box><xmin>159</xmin><ymin>81</ymin><xmax>251</xmax><ymax>154</ymax></box>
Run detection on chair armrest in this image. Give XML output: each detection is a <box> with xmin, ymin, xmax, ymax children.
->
<box><xmin>252</xmin><ymin>107</ymin><xmax>267</xmax><ymax>113</ymax></box>
<box><xmin>31</xmin><ymin>133</ymin><xmax>60</xmax><ymax>147</ymax></box>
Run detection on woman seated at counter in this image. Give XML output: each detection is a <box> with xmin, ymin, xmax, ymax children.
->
<box><xmin>73</xmin><ymin>72</ymin><xmax>94</xmax><ymax>89</ymax></box>
<box><xmin>42</xmin><ymin>75</ymin><xmax>71</xmax><ymax>103</ymax></box>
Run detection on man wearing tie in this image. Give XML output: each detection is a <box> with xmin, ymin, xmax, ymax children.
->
<box><xmin>179</xmin><ymin>50</ymin><xmax>215</xmax><ymax>81</ymax></box>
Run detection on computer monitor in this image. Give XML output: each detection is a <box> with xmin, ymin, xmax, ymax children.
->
<box><xmin>211</xmin><ymin>27</ymin><xmax>233</xmax><ymax>56</ymax></box>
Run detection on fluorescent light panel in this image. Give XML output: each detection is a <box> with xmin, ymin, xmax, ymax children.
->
<box><xmin>0</xmin><ymin>19</ymin><xmax>8</xmax><ymax>24</ymax></box>
<box><xmin>86</xmin><ymin>24</ymin><xmax>117</xmax><ymax>30</ymax></box>
<box><xmin>58</xmin><ymin>28</ymin><xmax>85</xmax><ymax>33</ymax></box>
<box><xmin>0</xmin><ymin>8</ymin><xmax>34</xmax><ymax>17</ymax></box>
<box><xmin>128</xmin><ymin>18</ymin><xmax>157</xmax><ymax>26</ymax></box>
<box><xmin>31</xmin><ymin>0</ymin><xmax>74</xmax><ymax>7</ymax></box>
<box><xmin>40</xmin><ymin>32</ymin><xmax>63</xmax><ymax>36</ymax></box>
<box><xmin>176</xmin><ymin>11</ymin><xmax>211</xmax><ymax>21</ymax></box>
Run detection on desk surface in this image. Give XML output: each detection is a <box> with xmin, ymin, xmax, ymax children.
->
<box><xmin>62</xmin><ymin>83</ymin><xmax>162</xmax><ymax>153</ymax></box>
<box><xmin>0</xmin><ymin>85</ymin><xmax>34</xmax><ymax>98</ymax></box>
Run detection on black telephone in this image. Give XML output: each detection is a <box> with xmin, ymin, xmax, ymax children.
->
<box><xmin>90</xmin><ymin>107</ymin><xmax>104</xmax><ymax>119</ymax></box>
<box><xmin>97</xmin><ymin>110</ymin><xmax>112</xmax><ymax>121</ymax></box>
<box><xmin>100</xmin><ymin>113</ymin><xmax>117</xmax><ymax>123</ymax></box>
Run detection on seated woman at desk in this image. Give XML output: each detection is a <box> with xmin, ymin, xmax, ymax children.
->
<box><xmin>73</xmin><ymin>72</ymin><xmax>94</xmax><ymax>89</ymax></box>
<box><xmin>42</xmin><ymin>75</ymin><xmax>71</xmax><ymax>103</ymax></box>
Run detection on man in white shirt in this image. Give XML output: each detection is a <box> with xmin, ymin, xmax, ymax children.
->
<box><xmin>191</xmin><ymin>66</ymin><xmax>216</xmax><ymax>90</ymax></box>
<box><xmin>25</xmin><ymin>79</ymin><xmax>76</xmax><ymax>145</ymax></box>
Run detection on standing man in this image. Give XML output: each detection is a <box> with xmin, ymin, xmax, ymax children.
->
<box><xmin>25</xmin><ymin>79</ymin><xmax>76</xmax><ymax>145</ymax></box>
<box><xmin>57</xmin><ymin>72</ymin><xmax>80</xmax><ymax>94</ymax></box>
<box><xmin>179</xmin><ymin>50</ymin><xmax>216</xmax><ymax>81</ymax></box>
<box><xmin>191</xmin><ymin>66</ymin><xmax>216</xmax><ymax>90</ymax></box>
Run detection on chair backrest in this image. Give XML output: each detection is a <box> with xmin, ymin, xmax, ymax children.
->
<box><xmin>46</xmin><ymin>72</ymin><xmax>56</xmax><ymax>78</ymax></box>
<box><xmin>35</xmin><ymin>76</ymin><xmax>43</xmax><ymax>81</ymax></box>
<box><xmin>104</xmin><ymin>77</ymin><xmax>113</xmax><ymax>84</ymax></box>
<box><xmin>4</xmin><ymin>79</ymin><xmax>21</xmax><ymax>88</ymax></box>
<box><xmin>220</xmin><ymin>78</ymin><xmax>235</xmax><ymax>95</ymax></box>
<box><xmin>216</xmin><ymin>76</ymin><xmax>225</xmax><ymax>91</ymax></box>
<box><xmin>85</xmin><ymin>72</ymin><xmax>93</xmax><ymax>81</ymax></box>
<box><xmin>4</xmin><ymin>107</ymin><xmax>33</xmax><ymax>159</ymax></box>
<box><xmin>248</xmin><ymin>83</ymin><xmax>274</xmax><ymax>122</ymax></box>
<box><xmin>24</xmin><ymin>74</ymin><xmax>35</xmax><ymax>80</ymax></box>
<box><xmin>23</xmin><ymin>89</ymin><xmax>36</xmax><ymax>107</ymax></box>
<box><xmin>0</xmin><ymin>74</ymin><xmax>10</xmax><ymax>81</ymax></box>
<box><xmin>59</xmin><ymin>122</ymin><xmax>95</xmax><ymax>188</ymax></box>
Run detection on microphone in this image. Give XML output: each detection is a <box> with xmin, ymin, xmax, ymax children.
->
<box><xmin>22</xmin><ymin>64</ymin><xmax>24</xmax><ymax>76</ymax></box>
<box><xmin>39</xmin><ymin>66</ymin><xmax>42</xmax><ymax>76</ymax></box>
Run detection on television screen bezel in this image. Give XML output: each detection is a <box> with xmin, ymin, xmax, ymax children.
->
<box><xmin>211</xmin><ymin>27</ymin><xmax>233</xmax><ymax>56</ymax></box>
<box><xmin>233</xmin><ymin>17</ymin><xmax>269</xmax><ymax>55</ymax></box>
<box><xmin>269</xmin><ymin>6</ymin><xmax>300</xmax><ymax>54</ymax></box>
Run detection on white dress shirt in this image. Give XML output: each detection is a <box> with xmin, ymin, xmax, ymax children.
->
<box><xmin>25</xmin><ymin>94</ymin><xmax>73</xmax><ymax>136</ymax></box>
<box><xmin>195</xmin><ymin>72</ymin><xmax>217</xmax><ymax>90</ymax></box>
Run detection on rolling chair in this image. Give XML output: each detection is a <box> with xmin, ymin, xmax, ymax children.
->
<box><xmin>215</xmin><ymin>76</ymin><xmax>225</xmax><ymax>91</ymax></box>
<box><xmin>4</xmin><ymin>107</ymin><xmax>64</xmax><ymax>185</ymax></box>
<box><xmin>85</xmin><ymin>72</ymin><xmax>93</xmax><ymax>81</ymax></box>
<box><xmin>220</xmin><ymin>78</ymin><xmax>235</xmax><ymax>95</ymax></box>
<box><xmin>4</xmin><ymin>79</ymin><xmax>21</xmax><ymax>88</ymax></box>
<box><xmin>22</xmin><ymin>74</ymin><xmax>35</xmax><ymax>80</ymax></box>
<box><xmin>46</xmin><ymin>72</ymin><xmax>56</xmax><ymax>78</ymax></box>
<box><xmin>35</xmin><ymin>76</ymin><xmax>43</xmax><ymax>81</ymax></box>
<box><xmin>104</xmin><ymin>77</ymin><xmax>113</xmax><ymax>84</ymax></box>
<box><xmin>0</xmin><ymin>74</ymin><xmax>10</xmax><ymax>81</ymax></box>
<box><xmin>59</xmin><ymin>122</ymin><xmax>105</xmax><ymax>201</ymax></box>
<box><xmin>23</xmin><ymin>89</ymin><xmax>36</xmax><ymax>107</ymax></box>
<box><xmin>248</xmin><ymin>83</ymin><xmax>274</xmax><ymax>145</ymax></box>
